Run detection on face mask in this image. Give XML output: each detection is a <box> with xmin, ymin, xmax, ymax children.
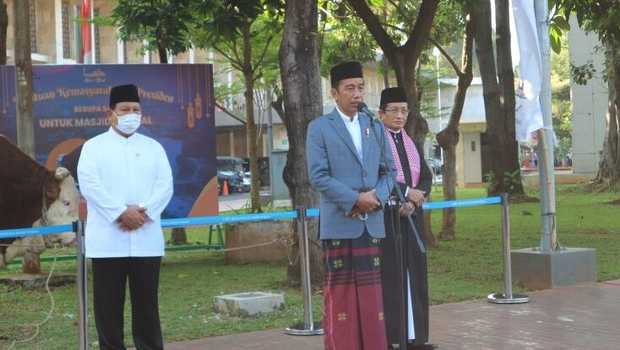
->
<box><xmin>115</xmin><ymin>112</ymin><xmax>142</xmax><ymax>135</ymax></box>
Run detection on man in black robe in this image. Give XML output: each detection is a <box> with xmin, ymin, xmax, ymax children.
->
<box><xmin>379</xmin><ymin>87</ymin><xmax>434</xmax><ymax>349</ymax></box>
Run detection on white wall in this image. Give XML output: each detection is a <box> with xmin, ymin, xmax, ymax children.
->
<box><xmin>568</xmin><ymin>16</ymin><xmax>608</xmax><ymax>176</ymax></box>
<box><xmin>455</xmin><ymin>129</ymin><xmax>483</xmax><ymax>186</ymax></box>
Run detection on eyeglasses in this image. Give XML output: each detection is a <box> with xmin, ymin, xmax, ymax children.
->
<box><xmin>384</xmin><ymin>108</ymin><xmax>409</xmax><ymax>115</ymax></box>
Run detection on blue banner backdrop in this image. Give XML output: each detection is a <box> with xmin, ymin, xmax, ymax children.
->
<box><xmin>0</xmin><ymin>64</ymin><xmax>217</xmax><ymax>218</ymax></box>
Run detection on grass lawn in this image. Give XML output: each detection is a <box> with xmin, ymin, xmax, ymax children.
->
<box><xmin>1</xmin><ymin>185</ymin><xmax>619</xmax><ymax>349</ymax></box>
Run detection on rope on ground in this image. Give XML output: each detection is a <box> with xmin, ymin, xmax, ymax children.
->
<box><xmin>0</xmin><ymin>236</ymin><xmax>295</xmax><ymax>346</ymax></box>
<box><xmin>0</xmin><ymin>238</ymin><xmax>289</xmax><ymax>254</ymax></box>
<box><xmin>0</xmin><ymin>243</ymin><xmax>66</xmax><ymax>248</ymax></box>
<box><xmin>5</xmin><ymin>255</ymin><xmax>58</xmax><ymax>350</ymax></box>
<box><xmin>213</xmin><ymin>237</ymin><xmax>288</xmax><ymax>253</ymax></box>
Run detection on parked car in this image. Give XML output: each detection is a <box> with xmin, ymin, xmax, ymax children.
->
<box><xmin>217</xmin><ymin>156</ymin><xmax>251</xmax><ymax>193</ymax></box>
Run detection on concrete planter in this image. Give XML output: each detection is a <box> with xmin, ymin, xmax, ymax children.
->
<box><xmin>214</xmin><ymin>292</ymin><xmax>285</xmax><ymax>317</ymax></box>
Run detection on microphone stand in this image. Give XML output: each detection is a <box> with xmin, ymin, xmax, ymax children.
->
<box><xmin>386</xmin><ymin>197</ymin><xmax>408</xmax><ymax>349</ymax></box>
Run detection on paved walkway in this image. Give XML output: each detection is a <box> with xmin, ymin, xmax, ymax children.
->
<box><xmin>166</xmin><ymin>280</ymin><xmax>620</xmax><ymax>350</ymax></box>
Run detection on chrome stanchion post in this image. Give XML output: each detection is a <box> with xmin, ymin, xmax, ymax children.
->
<box><xmin>285</xmin><ymin>207</ymin><xmax>324</xmax><ymax>336</ymax></box>
<box><xmin>488</xmin><ymin>194</ymin><xmax>529</xmax><ymax>304</ymax></box>
<box><xmin>75</xmin><ymin>219</ymin><xmax>89</xmax><ymax>349</ymax></box>
<box><xmin>300</xmin><ymin>208</ymin><xmax>314</xmax><ymax>331</ymax></box>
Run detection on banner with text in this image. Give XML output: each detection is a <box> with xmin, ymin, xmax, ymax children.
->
<box><xmin>0</xmin><ymin>64</ymin><xmax>218</xmax><ymax>218</ymax></box>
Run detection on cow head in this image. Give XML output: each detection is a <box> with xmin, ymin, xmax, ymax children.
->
<box><xmin>0</xmin><ymin>169</ymin><xmax>80</xmax><ymax>268</ymax></box>
<box><xmin>38</xmin><ymin>167</ymin><xmax>80</xmax><ymax>246</ymax></box>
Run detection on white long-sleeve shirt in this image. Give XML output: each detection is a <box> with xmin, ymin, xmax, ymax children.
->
<box><xmin>336</xmin><ymin>106</ymin><xmax>363</xmax><ymax>161</ymax></box>
<box><xmin>77</xmin><ymin>128</ymin><xmax>173</xmax><ymax>258</ymax></box>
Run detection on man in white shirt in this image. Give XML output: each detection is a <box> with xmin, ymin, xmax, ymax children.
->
<box><xmin>78</xmin><ymin>84</ymin><xmax>173</xmax><ymax>350</ymax></box>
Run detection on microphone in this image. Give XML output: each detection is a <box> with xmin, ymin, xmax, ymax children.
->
<box><xmin>357</xmin><ymin>102</ymin><xmax>375</xmax><ymax>118</ymax></box>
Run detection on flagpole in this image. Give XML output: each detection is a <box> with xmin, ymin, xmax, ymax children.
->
<box><xmin>533</xmin><ymin>0</ymin><xmax>558</xmax><ymax>251</ymax></box>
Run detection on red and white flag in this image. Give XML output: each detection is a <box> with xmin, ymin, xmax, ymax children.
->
<box><xmin>80</xmin><ymin>0</ymin><xmax>92</xmax><ymax>64</ymax></box>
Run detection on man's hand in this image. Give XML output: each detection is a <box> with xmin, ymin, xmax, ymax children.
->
<box><xmin>347</xmin><ymin>206</ymin><xmax>362</xmax><ymax>219</ymax></box>
<box><xmin>407</xmin><ymin>189</ymin><xmax>426</xmax><ymax>208</ymax></box>
<box><xmin>117</xmin><ymin>206</ymin><xmax>147</xmax><ymax>232</ymax></box>
<box><xmin>399</xmin><ymin>201</ymin><xmax>415</xmax><ymax>217</ymax></box>
<box><xmin>355</xmin><ymin>190</ymin><xmax>381</xmax><ymax>213</ymax></box>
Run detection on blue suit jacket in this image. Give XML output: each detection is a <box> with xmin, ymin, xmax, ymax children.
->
<box><xmin>306</xmin><ymin>108</ymin><xmax>395</xmax><ymax>239</ymax></box>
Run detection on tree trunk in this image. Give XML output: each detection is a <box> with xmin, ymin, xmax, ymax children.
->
<box><xmin>157</xmin><ymin>42</ymin><xmax>168</xmax><ymax>64</ymax></box>
<box><xmin>0</xmin><ymin>1</ymin><xmax>7</xmax><ymax>65</ymax></box>
<box><xmin>438</xmin><ymin>143</ymin><xmax>457</xmax><ymax>240</ymax></box>
<box><xmin>14</xmin><ymin>0</ymin><xmax>39</xmax><ymax>274</ymax></box>
<box><xmin>472</xmin><ymin>1</ymin><xmax>506</xmax><ymax>195</ymax></box>
<box><xmin>436</xmin><ymin>11</ymin><xmax>474</xmax><ymax>241</ymax></box>
<box><xmin>279</xmin><ymin>0</ymin><xmax>323</xmax><ymax>286</ymax></box>
<box><xmin>346</xmin><ymin>0</ymin><xmax>438</xmax><ymax>144</ymax></box>
<box><xmin>242</xmin><ymin>22</ymin><xmax>261</xmax><ymax>213</ymax></box>
<box><xmin>170</xmin><ymin>227</ymin><xmax>187</xmax><ymax>245</ymax></box>
<box><xmin>596</xmin><ymin>43</ymin><xmax>620</xmax><ymax>187</ymax></box>
<box><xmin>390</xmin><ymin>51</ymin><xmax>430</xmax><ymax>145</ymax></box>
<box><xmin>494</xmin><ymin>0</ymin><xmax>524</xmax><ymax>195</ymax></box>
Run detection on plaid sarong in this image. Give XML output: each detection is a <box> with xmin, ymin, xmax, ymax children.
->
<box><xmin>323</xmin><ymin>233</ymin><xmax>388</xmax><ymax>350</ymax></box>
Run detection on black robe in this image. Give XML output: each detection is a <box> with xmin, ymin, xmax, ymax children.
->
<box><xmin>381</xmin><ymin>131</ymin><xmax>433</xmax><ymax>346</ymax></box>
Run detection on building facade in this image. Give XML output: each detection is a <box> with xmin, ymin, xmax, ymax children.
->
<box><xmin>568</xmin><ymin>16</ymin><xmax>607</xmax><ymax>176</ymax></box>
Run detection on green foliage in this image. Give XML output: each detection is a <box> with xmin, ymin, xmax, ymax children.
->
<box><xmin>570</xmin><ymin>62</ymin><xmax>597</xmax><ymax>85</ymax></box>
<box><xmin>551</xmin><ymin>0</ymin><xmax>620</xmax><ymax>75</ymax></box>
<box><xmin>426</xmin><ymin>0</ymin><xmax>467</xmax><ymax>64</ymax></box>
<box><xmin>112</xmin><ymin>0</ymin><xmax>194</xmax><ymax>57</ymax></box>
<box><xmin>483</xmin><ymin>169</ymin><xmax>522</xmax><ymax>194</ymax></box>
<box><xmin>319</xmin><ymin>2</ymin><xmax>376</xmax><ymax>77</ymax></box>
<box><xmin>319</xmin><ymin>0</ymin><xmax>467</xmax><ymax>73</ymax></box>
<box><xmin>192</xmin><ymin>1</ymin><xmax>282</xmax><ymax>83</ymax></box>
<box><xmin>552</xmin><ymin>0</ymin><xmax>620</xmax><ymax>43</ymax></box>
<box><xmin>551</xmin><ymin>34</ymin><xmax>572</xmax><ymax>160</ymax></box>
<box><xmin>194</xmin><ymin>0</ymin><xmax>283</xmax><ymax>44</ymax></box>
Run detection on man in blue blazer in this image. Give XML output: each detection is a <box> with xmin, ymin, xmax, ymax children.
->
<box><xmin>306</xmin><ymin>61</ymin><xmax>394</xmax><ymax>350</ymax></box>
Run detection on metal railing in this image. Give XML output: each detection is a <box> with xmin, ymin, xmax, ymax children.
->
<box><xmin>0</xmin><ymin>195</ymin><xmax>528</xmax><ymax>349</ymax></box>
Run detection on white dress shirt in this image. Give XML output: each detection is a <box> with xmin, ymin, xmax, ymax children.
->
<box><xmin>336</xmin><ymin>106</ymin><xmax>363</xmax><ymax>160</ymax></box>
<box><xmin>78</xmin><ymin>128</ymin><xmax>173</xmax><ymax>258</ymax></box>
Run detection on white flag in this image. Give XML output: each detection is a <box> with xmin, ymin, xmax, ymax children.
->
<box><xmin>512</xmin><ymin>0</ymin><xmax>544</xmax><ymax>142</ymax></box>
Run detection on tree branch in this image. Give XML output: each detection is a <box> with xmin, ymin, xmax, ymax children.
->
<box><xmin>383</xmin><ymin>22</ymin><xmax>407</xmax><ymax>35</ymax></box>
<box><xmin>446</xmin><ymin>13</ymin><xmax>475</xmax><ymax>132</ymax></box>
<box><xmin>403</xmin><ymin>0</ymin><xmax>439</xmax><ymax>58</ymax></box>
<box><xmin>461</xmin><ymin>13</ymin><xmax>475</xmax><ymax>79</ymax></box>
<box><xmin>215</xmin><ymin>101</ymin><xmax>246</xmax><ymax>125</ymax></box>
<box><xmin>346</xmin><ymin>0</ymin><xmax>398</xmax><ymax>54</ymax></box>
<box><xmin>428</xmin><ymin>36</ymin><xmax>462</xmax><ymax>75</ymax></box>
<box><xmin>385</xmin><ymin>0</ymin><xmax>399</xmax><ymax>10</ymax></box>
<box><xmin>229</xmin><ymin>37</ymin><xmax>243</xmax><ymax>65</ymax></box>
<box><xmin>252</xmin><ymin>33</ymin><xmax>276</xmax><ymax>75</ymax></box>
<box><xmin>212</xmin><ymin>43</ymin><xmax>242</xmax><ymax>70</ymax></box>
<box><xmin>271</xmin><ymin>93</ymin><xmax>285</xmax><ymax>123</ymax></box>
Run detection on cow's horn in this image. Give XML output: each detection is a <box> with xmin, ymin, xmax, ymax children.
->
<box><xmin>55</xmin><ymin>167</ymin><xmax>70</xmax><ymax>180</ymax></box>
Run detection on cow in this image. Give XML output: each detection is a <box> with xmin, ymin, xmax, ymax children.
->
<box><xmin>0</xmin><ymin>135</ymin><xmax>80</xmax><ymax>268</ymax></box>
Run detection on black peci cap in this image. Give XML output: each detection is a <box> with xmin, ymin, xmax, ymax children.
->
<box><xmin>330</xmin><ymin>61</ymin><xmax>363</xmax><ymax>87</ymax></box>
<box><xmin>380</xmin><ymin>87</ymin><xmax>407</xmax><ymax>109</ymax></box>
<box><xmin>109</xmin><ymin>84</ymin><xmax>140</xmax><ymax>107</ymax></box>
